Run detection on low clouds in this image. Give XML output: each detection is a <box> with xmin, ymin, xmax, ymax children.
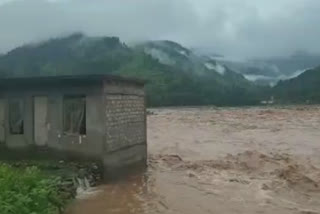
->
<box><xmin>0</xmin><ymin>0</ymin><xmax>320</xmax><ymax>57</ymax></box>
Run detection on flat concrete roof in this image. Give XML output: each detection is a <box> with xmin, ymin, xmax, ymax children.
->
<box><xmin>0</xmin><ymin>74</ymin><xmax>146</xmax><ymax>88</ymax></box>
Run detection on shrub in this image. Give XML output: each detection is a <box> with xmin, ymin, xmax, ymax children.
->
<box><xmin>0</xmin><ymin>164</ymin><xmax>64</xmax><ymax>214</ymax></box>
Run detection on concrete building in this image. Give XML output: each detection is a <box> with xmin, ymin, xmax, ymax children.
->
<box><xmin>0</xmin><ymin>75</ymin><xmax>147</xmax><ymax>174</ymax></box>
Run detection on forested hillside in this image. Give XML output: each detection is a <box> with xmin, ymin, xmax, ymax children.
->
<box><xmin>273</xmin><ymin>66</ymin><xmax>320</xmax><ymax>104</ymax></box>
<box><xmin>0</xmin><ymin>34</ymin><xmax>264</xmax><ymax>106</ymax></box>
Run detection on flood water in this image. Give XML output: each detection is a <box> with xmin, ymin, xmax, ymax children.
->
<box><xmin>66</xmin><ymin>173</ymin><xmax>153</xmax><ymax>214</ymax></box>
<box><xmin>67</xmin><ymin>106</ymin><xmax>320</xmax><ymax>214</ymax></box>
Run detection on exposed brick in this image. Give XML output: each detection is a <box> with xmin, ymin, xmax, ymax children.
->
<box><xmin>104</xmin><ymin>83</ymin><xmax>146</xmax><ymax>152</ymax></box>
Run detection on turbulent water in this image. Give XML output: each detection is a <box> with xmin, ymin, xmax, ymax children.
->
<box><xmin>66</xmin><ymin>106</ymin><xmax>320</xmax><ymax>214</ymax></box>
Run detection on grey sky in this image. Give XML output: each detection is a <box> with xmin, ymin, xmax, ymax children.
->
<box><xmin>0</xmin><ymin>0</ymin><xmax>319</xmax><ymax>57</ymax></box>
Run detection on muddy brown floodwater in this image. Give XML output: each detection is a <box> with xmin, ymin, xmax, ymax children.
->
<box><xmin>66</xmin><ymin>106</ymin><xmax>320</xmax><ymax>214</ymax></box>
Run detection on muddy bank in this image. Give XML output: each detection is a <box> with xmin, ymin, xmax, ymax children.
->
<box><xmin>67</xmin><ymin>106</ymin><xmax>320</xmax><ymax>214</ymax></box>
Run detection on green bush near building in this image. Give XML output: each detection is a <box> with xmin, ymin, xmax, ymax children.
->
<box><xmin>0</xmin><ymin>164</ymin><xmax>65</xmax><ymax>214</ymax></box>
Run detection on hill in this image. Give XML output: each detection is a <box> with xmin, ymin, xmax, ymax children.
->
<box><xmin>0</xmin><ymin>34</ymin><xmax>263</xmax><ymax>106</ymax></box>
<box><xmin>273</xmin><ymin>66</ymin><xmax>320</xmax><ymax>104</ymax></box>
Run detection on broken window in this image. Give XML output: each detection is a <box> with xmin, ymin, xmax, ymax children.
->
<box><xmin>9</xmin><ymin>99</ymin><xmax>24</xmax><ymax>134</ymax></box>
<box><xmin>63</xmin><ymin>95</ymin><xmax>86</xmax><ymax>135</ymax></box>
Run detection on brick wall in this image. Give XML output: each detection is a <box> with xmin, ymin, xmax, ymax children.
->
<box><xmin>104</xmin><ymin>82</ymin><xmax>146</xmax><ymax>152</ymax></box>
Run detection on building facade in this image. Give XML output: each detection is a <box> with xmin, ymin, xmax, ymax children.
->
<box><xmin>0</xmin><ymin>75</ymin><xmax>147</xmax><ymax>174</ymax></box>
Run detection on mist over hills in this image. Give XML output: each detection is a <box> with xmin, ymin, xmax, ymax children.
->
<box><xmin>0</xmin><ymin>34</ymin><xmax>263</xmax><ymax>106</ymax></box>
<box><xmin>273</xmin><ymin>66</ymin><xmax>320</xmax><ymax>104</ymax></box>
<box><xmin>0</xmin><ymin>33</ymin><xmax>319</xmax><ymax>106</ymax></box>
<box><xmin>204</xmin><ymin>51</ymin><xmax>320</xmax><ymax>86</ymax></box>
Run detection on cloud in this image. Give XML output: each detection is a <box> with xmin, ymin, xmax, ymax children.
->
<box><xmin>0</xmin><ymin>0</ymin><xmax>320</xmax><ymax>58</ymax></box>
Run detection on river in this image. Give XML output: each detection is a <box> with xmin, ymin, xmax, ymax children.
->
<box><xmin>67</xmin><ymin>106</ymin><xmax>320</xmax><ymax>214</ymax></box>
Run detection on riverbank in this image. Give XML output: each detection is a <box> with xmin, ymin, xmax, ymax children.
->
<box><xmin>0</xmin><ymin>160</ymin><xmax>103</xmax><ymax>214</ymax></box>
<box><xmin>0</xmin><ymin>164</ymin><xmax>66</xmax><ymax>214</ymax></box>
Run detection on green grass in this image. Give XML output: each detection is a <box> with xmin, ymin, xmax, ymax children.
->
<box><xmin>0</xmin><ymin>164</ymin><xmax>67</xmax><ymax>214</ymax></box>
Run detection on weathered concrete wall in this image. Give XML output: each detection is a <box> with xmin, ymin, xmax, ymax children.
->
<box><xmin>105</xmin><ymin>94</ymin><xmax>145</xmax><ymax>151</ymax></box>
<box><xmin>0</xmin><ymin>84</ymin><xmax>105</xmax><ymax>159</ymax></box>
<box><xmin>103</xmin><ymin>81</ymin><xmax>147</xmax><ymax>172</ymax></box>
<box><xmin>0</xmin><ymin>78</ymin><xmax>147</xmax><ymax>175</ymax></box>
<box><xmin>47</xmin><ymin>86</ymin><xmax>105</xmax><ymax>159</ymax></box>
<box><xmin>0</xmin><ymin>99</ymin><xmax>5</xmax><ymax>144</ymax></box>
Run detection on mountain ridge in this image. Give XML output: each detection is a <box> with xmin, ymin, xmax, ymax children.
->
<box><xmin>205</xmin><ymin>52</ymin><xmax>320</xmax><ymax>86</ymax></box>
<box><xmin>273</xmin><ymin>66</ymin><xmax>320</xmax><ymax>104</ymax></box>
<box><xmin>0</xmin><ymin>33</ymin><xmax>264</xmax><ymax>106</ymax></box>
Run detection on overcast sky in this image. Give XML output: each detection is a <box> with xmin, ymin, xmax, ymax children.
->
<box><xmin>0</xmin><ymin>0</ymin><xmax>319</xmax><ymax>58</ymax></box>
